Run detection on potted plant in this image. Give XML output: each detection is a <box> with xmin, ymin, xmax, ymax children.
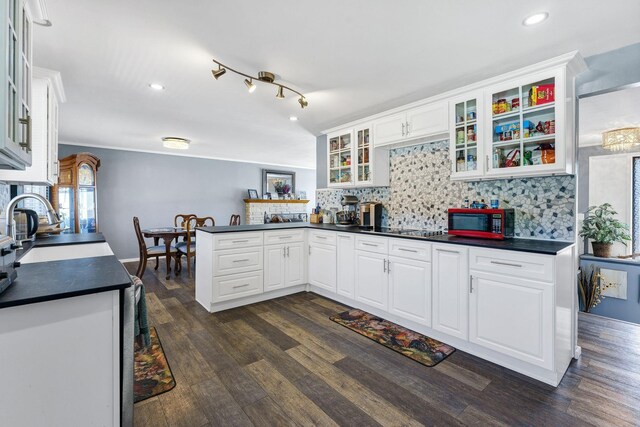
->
<box><xmin>579</xmin><ymin>203</ymin><xmax>631</xmax><ymax>258</ymax></box>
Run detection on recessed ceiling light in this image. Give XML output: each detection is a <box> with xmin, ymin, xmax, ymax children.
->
<box><xmin>523</xmin><ymin>12</ymin><xmax>549</xmax><ymax>26</ymax></box>
<box><xmin>149</xmin><ymin>83</ymin><xmax>165</xmax><ymax>91</ymax></box>
<box><xmin>289</xmin><ymin>116</ymin><xmax>298</xmax><ymax>121</ymax></box>
<box><xmin>162</xmin><ymin>137</ymin><xmax>190</xmax><ymax>150</ymax></box>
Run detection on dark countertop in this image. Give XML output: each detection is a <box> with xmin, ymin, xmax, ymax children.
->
<box><xmin>197</xmin><ymin>223</ymin><xmax>574</xmax><ymax>255</ymax></box>
<box><xmin>0</xmin><ymin>255</ymin><xmax>132</xmax><ymax>309</ymax></box>
<box><xmin>33</xmin><ymin>232</ymin><xmax>106</xmax><ymax>247</ymax></box>
<box><xmin>580</xmin><ymin>254</ymin><xmax>640</xmax><ymax>267</ymax></box>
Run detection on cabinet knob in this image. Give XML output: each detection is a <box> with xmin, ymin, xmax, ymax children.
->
<box><xmin>13</xmin><ymin>261</ymin><xmax>21</xmax><ymax>269</ymax></box>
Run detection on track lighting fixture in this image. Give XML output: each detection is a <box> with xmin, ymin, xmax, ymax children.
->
<box><xmin>211</xmin><ymin>66</ymin><xmax>226</xmax><ymax>80</ymax></box>
<box><xmin>244</xmin><ymin>78</ymin><xmax>257</xmax><ymax>93</ymax></box>
<box><xmin>211</xmin><ymin>58</ymin><xmax>308</xmax><ymax>108</ymax></box>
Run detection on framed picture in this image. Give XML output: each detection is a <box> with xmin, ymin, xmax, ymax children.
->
<box><xmin>263</xmin><ymin>169</ymin><xmax>295</xmax><ymax>197</ymax></box>
<box><xmin>247</xmin><ymin>189</ymin><xmax>259</xmax><ymax>199</ymax></box>
<box><xmin>264</xmin><ymin>192</ymin><xmax>272</xmax><ymax>200</ymax></box>
<box><xmin>298</xmin><ymin>191</ymin><xmax>307</xmax><ymax>200</ymax></box>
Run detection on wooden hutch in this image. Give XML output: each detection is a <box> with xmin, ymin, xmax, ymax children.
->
<box><xmin>51</xmin><ymin>153</ymin><xmax>101</xmax><ymax>234</ymax></box>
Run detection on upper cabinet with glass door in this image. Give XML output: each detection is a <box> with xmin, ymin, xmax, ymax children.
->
<box><xmin>450</xmin><ymin>91</ymin><xmax>484</xmax><ymax>180</ymax></box>
<box><xmin>328</xmin><ymin>130</ymin><xmax>354</xmax><ymax>187</ymax></box>
<box><xmin>485</xmin><ymin>69</ymin><xmax>569</xmax><ymax>177</ymax></box>
<box><xmin>0</xmin><ymin>0</ymin><xmax>33</xmax><ymax>169</ymax></box>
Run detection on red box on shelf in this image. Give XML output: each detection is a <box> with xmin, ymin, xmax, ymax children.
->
<box><xmin>530</xmin><ymin>84</ymin><xmax>555</xmax><ymax>106</ymax></box>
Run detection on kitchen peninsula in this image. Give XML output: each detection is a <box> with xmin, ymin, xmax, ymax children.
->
<box><xmin>196</xmin><ymin>223</ymin><xmax>575</xmax><ymax>387</ymax></box>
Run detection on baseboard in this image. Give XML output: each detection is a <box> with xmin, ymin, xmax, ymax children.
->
<box><xmin>118</xmin><ymin>258</ymin><xmax>139</xmax><ymax>264</ymax></box>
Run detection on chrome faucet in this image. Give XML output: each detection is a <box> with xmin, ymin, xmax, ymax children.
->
<box><xmin>4</xmin><ymin>193</ymin><xmax>61</xmax><ymax>245</ymax></box>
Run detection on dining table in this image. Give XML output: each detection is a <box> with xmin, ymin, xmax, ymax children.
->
<box><xmin>141</xmin><ymin>226</ymin><xmax>192</xmax><ymax>279</ymax></box>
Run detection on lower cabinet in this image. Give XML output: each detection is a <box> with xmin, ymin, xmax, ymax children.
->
<box><xmin>336</xmin><ymin>233</ymin><xmax>355</xmax><ymax>298</ymax></box>
<box><xmin>432</xmin><ymin>244</ymin><xmax>469</xmax><ymax>340</ymax></box>
<box><xmin>354</xmin><ymin>250</ymin><xmax>388</xmax><ymax>310</ymax></box>
<box><xmin>388</xmin><ymin>256</ymin><xmax>432</xmax><ymax>326</ymax></box>
<box><xmin>469</xmin><ymin>271</ymin><xmax>553</xmax><ymax>369</ymax></box>
<box><xmin>264</xmin><ymin>242</ymin><xmax>305</xmax><ymax>292</ymax></box>
<box><xmin>308</xmin><ymin>242</ymin><xmax>337</xmax><ymax>291</ymax></box>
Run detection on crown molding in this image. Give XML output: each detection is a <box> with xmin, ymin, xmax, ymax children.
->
<box><xmin>33</xmin><ymin>67</ymin><xmax>66</xmax><ymax>103</ymax></box>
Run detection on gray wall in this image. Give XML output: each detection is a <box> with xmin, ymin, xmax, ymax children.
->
<box><xmin>316</xmin><ymin>134</ymin><xmax>327</xmax><ymax>189</ymax></box>
<box><xmin>58</xmin><ymin>145</ymin><xmax>316</xmax><ymax>260</ymax></box>
<box><xmin>577</xmin><ymin>42</ymin><xmax>640</xmax><ymax>97</ymax></box>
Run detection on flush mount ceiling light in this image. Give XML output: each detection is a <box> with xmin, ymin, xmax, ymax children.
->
<box><xmin>211</xmin><ymin>59</ymin><xmax>308</xmax><ymax>108</ymax></box>
<box><xmin>289</xmin><ymin>116</ymin><xmax>298</xmax><ymax>121</ymax></box>
<box><xmin>602</xmin><ymin>127</ymin><xmax>640</xmax><ymax>151</ymax></box>
<box><xmin>162</xmin><ymin>137</ymin><xmax>190</xmax><ymax>150</ymax></box>
<box><xmin>523</xmin><ymin>12</ymin><xmax>549</xmax><ymax>26</ymax></box>
<box><xmin>149</xmin><ymin>83</ymin><xmax>165</xmax><ymax>91</ymax></box>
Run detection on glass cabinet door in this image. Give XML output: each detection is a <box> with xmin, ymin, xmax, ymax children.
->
<box><xmin>356</xmin><ymin>126</ymin><xmax>371</xmax><ymax>184</ymax></box>
<box><xmin>328</xmin><ymin>131</ymin><xmax>353</xmax><ymax>186</ymax></box>
<box><xmin>453</xmin><ymin>99</ymin><xmax>478</xmax><ymax>173</ymax></box>
<box><xmin>490</xmin><ymin>76</ymin><xmax>556</xmax><ymax>171</ymax></box>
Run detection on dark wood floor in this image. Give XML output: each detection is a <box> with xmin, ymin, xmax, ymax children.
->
<box><xmin>126</xmin><ymin>262</ymin><xmax>640</xmax><ymax>427</ymax></box>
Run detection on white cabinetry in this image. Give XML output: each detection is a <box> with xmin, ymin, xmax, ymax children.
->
<box><xmin>0</xmin><ymin>68</ymin><xmax>64</xmax><ymax>184</ymax></box>
<box><xmin>264</xmin><ymin>242</ymin><xmax>305</xmax><ymax>291</ymax></box>
<box><xmin>308</xmin><ymin>231</ymin><xmax>337</xmax><ymax>291</ymax></box>
<box><xmin>374</xmin><ymin>101</ymin><xmax>449</xmax><ymax>148</ymax></box>
<box><xmin>336</xmin><ymin>233</ymin><xmax>355</xmax><ymax>298</ymax></box>
<box><xmin>449</xmin><ymin>91</ymin><xmax>484</xmax><ymax>180</ymax></box>
<box><xmin>432</xmin><ymin>244</ymin><xmax>469</xmax><ymax>340</ymax></box>
<box><xmin>327</xmin><ymin>124</ymin><xmax>388</xmax><ymax>188</ymax></box>
<box><xmin>354</xmin><ymin>250</ymin><xmax>388</xmax><ymax>310</ymax></box>
<box><xmin>388</xmin><ymin>256</ymin><xmax>432</xmax><ymax>325</ymax></box>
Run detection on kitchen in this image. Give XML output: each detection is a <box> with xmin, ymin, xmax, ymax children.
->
<box><xmin>1</xmin><ymin>1</ymin><xmax>640</xmax><ymax>427</ymax></box>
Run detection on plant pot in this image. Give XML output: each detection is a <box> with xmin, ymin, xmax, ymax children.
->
<box><xmin>591</xmin><ymin>242</ymin><xmax>613</xmax><ymax>258</ymax></box>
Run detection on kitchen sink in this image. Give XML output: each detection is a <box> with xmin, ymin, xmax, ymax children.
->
<box><xmin>19</xmin><ymin>243</ymin><xmax>114</xmax><ymax>264</ymax></box>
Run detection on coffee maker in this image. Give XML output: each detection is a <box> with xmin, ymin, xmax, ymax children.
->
<box><xmin>359</xmin><ymin>202</ymin><xmax>383</xmax><ymax>229</ymax></box>
<box><xmin>336</xmin><ymin>195</ymin><xmax>358</xmax><ymax>226</ymax></box>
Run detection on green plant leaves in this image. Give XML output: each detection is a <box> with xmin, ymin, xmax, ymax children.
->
<box><xmin>579</xmin><ymin>203</ymin><xmax>631</xmax><ymax>245</ymax></box>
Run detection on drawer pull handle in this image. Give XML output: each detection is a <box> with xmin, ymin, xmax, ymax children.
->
<box><xmin>490</xmin><ymin>260</ymin><xmax>523</xmax><ymax>268</ymax></box>
<box><xmin>362</xmin><ymin>242</ymin><xmax>378</xmax><ymax>247</ymax></box>
<box><xmin>233</xmin><ymin>259</ymin><xmax>250</xmax><ymax>263</ymax></box>
<box><xmin>232</xmin><ymin>240</ymin><xmax>249</xmax><ymax>243</ymax></box>
<box><xmin>316</xmin><ymin>236</ymin><xmax>327</xmax><ymax>239</ymax></box>
<box><xmin>383</xmin><ymin>258</ymin><xmax>387</xmax><ymax>273</ymax></box>
<box><xmin>437</xmin><ymin>249</ymin><xmax>459</xmax><ymax>254</ymax></box>
<box><xmin>469</xmin><ymin>275</ymin><xmax>473</xmax><ymax>293</ymax></box>
<box><xmin>279</xmin><ymin>236</ymin><xmax>292</xmax><ymax>239</ymax></box>
<box><xmin>233</xmin><ymin>284</ymin><xmax>250</xmax><ymax>289</ymax></box>
<box><xmin>398</xmin><ymin>248</ymin><xmax>418</xmax><ymax>253</ymax></box>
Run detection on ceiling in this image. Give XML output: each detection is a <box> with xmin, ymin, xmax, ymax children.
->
<box><xmin>34</xmin><ymin>1</ymin><xmax>640</xmax><ymax>168</ymax></box>
<box><xmin>579</xmin><ymin>86</ymin><xmax>640</xmax><ymax>147</ymax></box>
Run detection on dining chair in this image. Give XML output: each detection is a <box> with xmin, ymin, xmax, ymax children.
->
<box><xmin>229</xmin><ymin>214</ymin><xmax>241</xmax><ymax>226</ymax></box>
<box><xmin>176</xmin><ymin>216</ymin><xmax>214</xmax><ymax>278</ymax></box>
<box><xmin>133</xmin><ymin>217</ymin><xmax>178</xmax><ymax>278</ymax></box>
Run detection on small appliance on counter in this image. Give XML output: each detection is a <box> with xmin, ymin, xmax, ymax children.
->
<box><xmin>0</xmin><ymin>235</ymin><xmax>20</xmax><ymax>295</ymax></box>
<box><xmin>448</xmin><ymin>208</ymin><xmax>515</xmax><ymax>240</ymax></box>
<box><xmin>336</xmin><ymin>195</ymin><xmax>359</xmax><ymax>227</ymax></box>
<box><xmin>13</xmin><ymin>208</ymin><xmax>39</xmax><ymax>245</ymax></box>
<box><xmin>360</xmin><ymin>201</ymin><xmax>383</xmax><ymax>230</ymax></box>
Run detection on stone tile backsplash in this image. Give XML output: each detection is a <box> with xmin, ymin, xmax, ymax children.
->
<box><xmin>0</xmin><ymin>183</ymin><xmax>10</xmax><ymax>212</ymax></box>
<box><xmin>317</xmin><ymin>140</ymin><xmax>575</xmax><ymax>241</ymax></box>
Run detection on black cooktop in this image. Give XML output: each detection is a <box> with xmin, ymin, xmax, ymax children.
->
<box><xmin>364</xmin><ymin>227</ymin><xmax>444</xmax><ymax>238</ymax></box>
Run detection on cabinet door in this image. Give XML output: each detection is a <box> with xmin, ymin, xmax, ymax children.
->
<box><xmin>327</xmin><ymin>130</ymin><xmax>354</xmax><ymax>187</ymax></box>
<box><xmin>450</xmin><ymin>92</ymin><xmax>484</xmax><ymax>181</ymax></box>
<box><xmin>308</xmin><ymin>243</ymin><xmax>337</xmax><ymax>292</ymax></box>
<box><xmin>48</xmin><ymin>85</ymin><xmax>59</xmax><ymax>183</ymax></box>
<box><xmin>469</xmin><ymin>271</ymin><xmax>553</xmax><ymax>369</ymax></box>
<box><xmin>336</xmin><ymin>233</ymin><xmax>355</xmax><ymax>298</ymax></box>
<box><xmin>354</xmin><ymin>124</ymin><xmax>373</xmax><ymax>185</ymax></box>
<box><xmin>388</xmin><ymin>257</ymin><xmax>432</xmax><ymax>326</ymax></box>
<box><xmin>373</xmin><ymin>113</ymin><xmax>406</xmax><ymax>147</ymax></box>
<box><xmin>354</xmin><ymin>250</ymin><xmax>388</xmax><ymax>310</ymax></box>
<box><xmin>263</xmin><ymin>244</ymin><xmax>285</xmax><ymax>291</ymax></box>
<box><xmin>406</xmin><ymin>102</ymin><xmax>448</xmax><ymax>140</ymax></box>
<box><xmin>432</xmin><ymin>244</ymin><xmax>469</xmax><ymax>340</ymax></box>
<box><xmin>284</xmin><ymin>242</ymin><xmax>305</xmax><ymax>287</ymax></box>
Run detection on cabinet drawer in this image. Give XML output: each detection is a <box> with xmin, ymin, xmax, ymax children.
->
<box><xmin>355</xmin><ymin>235</ymin><xmax>388</xmax><ymax>254</ymax></box>
<box><xmin>308</xmin><ymin>230</ymin><xmax>336</xmax><ymax>246</ymax></box>
<box><xmin>264</xmin><ymin>229</ymin><xmax>304</xmax><ymax>245</ymax></box>
<box><xmin>389</xmin><ymin>238</ymin><xmax>431</xmax><ymax>262</ymax></box>
<box><xmin>214</xmin><ymin>232</ymin><xmax>263</xmax><ymax>249</ymax></box>
<box><xmin>213</xmin><ymin>247</ymin><xmax>263</xmax><ymax>276</ymax></box>
<box><xmin>213</xmin><ymin>271</ymin><xmax>263</xmax><ymax>302</ymax></box>
<box><xmin>469</xmin><ymin>248</ymin><xmax>554</xmax><ymax>283</ymax></box>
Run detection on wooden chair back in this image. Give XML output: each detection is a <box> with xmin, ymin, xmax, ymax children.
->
<box><xmin>133</xmin><ymin>217</ymin><xmax>147</xmax><ymax>252</ymax></box>
<box><xmin>174</xmin><ymin>213</ymin><xmax>196</xmax><ymax>228</ymax></box>
<box><xmin>194</xmin><ymin>216</ymin><xmax>215</xmax><ymax>227</ymax></box>
<box><xmin>229</xmin><ymin>214</ymin><xmax>241</xmax><ymax>226</ymax></box>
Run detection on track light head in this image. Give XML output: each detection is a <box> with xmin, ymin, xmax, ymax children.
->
<box><xmin>276</xmin><ymin>86</ymin><xmax>285</xmax><ymax>99</ymax></box>
<box><xmin>298</xmin><ymin>97</ymin><xmax>308</xmax><ymax>109</ymax></box>
<box><xmin>245</xmin><ymin>79</ymin><xmax>257</xmax><ymax>93</ymax></box>
<box><xmin>211</xmin><ymin>67</ymin><xmax>226</xmax><ymax>80</ymax></box>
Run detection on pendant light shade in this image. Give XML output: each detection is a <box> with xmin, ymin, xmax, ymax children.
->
<box><xmin>276</xmin><ymin>86</ymin><xmax>285</xmax><ymax>99</ymax></box>
<box><xmin>602</xmin><ymin>127</ymin><xmax>640</xmax><ymax>151</ymax></box>
<box><xmin>298</xmin><ymin>96</ymin><xmax>308</xmax><ymax>109</ymax></box>
<box><xmin>211</xmin><ymin>66</ymin><xmax>226</xmax><ymax>80</ymax></box>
